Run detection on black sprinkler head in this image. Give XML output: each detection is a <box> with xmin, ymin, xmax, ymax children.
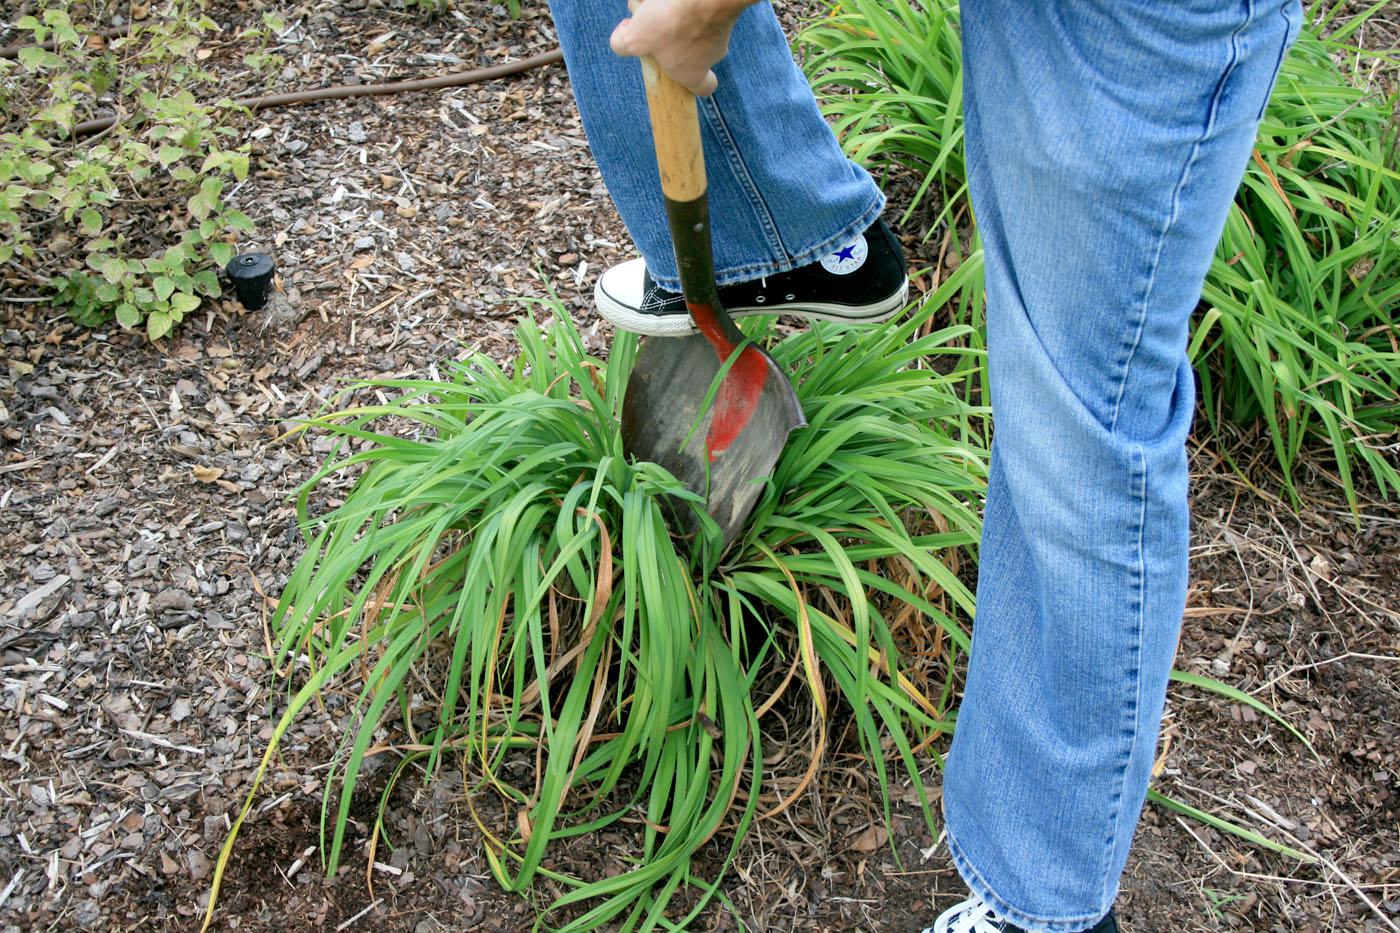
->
<box><xmin>225</xmin><ymin>253</ymin><xmax>276</xmax><ymax>311</ymax></box>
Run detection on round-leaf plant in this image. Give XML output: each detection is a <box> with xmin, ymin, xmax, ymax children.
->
<box><xmin>205</xmin><ymin>276</ymin><xmax>990</xmax><ymax>932</ymax></box>
<box><xmin>1</xmin><ymin>0</ymin><xmax>282</xmax><ymax>339</ymax></box>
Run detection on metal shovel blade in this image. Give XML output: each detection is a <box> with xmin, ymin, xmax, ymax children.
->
<box><xmin>622</xmin><ymin>329</ymin><xmax>805</xmax><ymax>549</ymax></box>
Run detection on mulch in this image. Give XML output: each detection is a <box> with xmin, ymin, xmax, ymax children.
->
<box><xmin>1</xmin><ymin>2</ymin><xmax>1395</xmax><ymax>931</ymax></box>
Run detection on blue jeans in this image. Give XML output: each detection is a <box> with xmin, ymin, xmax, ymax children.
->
<box><xmin>547</xmin><ymin>0</ymin><xmax>884</xmax><ymax>291</ymax></box>
<box><xmin>551</xmin><ymin>1</ymin><xmax>1299</xmax><ymax>930</ymax></box>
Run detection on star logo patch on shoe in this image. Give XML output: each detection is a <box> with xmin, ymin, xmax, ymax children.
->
<box><xmin>819</xmin><ymin>233</ymin><xmax>868</xmax><ymax>275</ymax></box>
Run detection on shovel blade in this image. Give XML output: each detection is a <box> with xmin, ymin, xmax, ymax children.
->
<box><xmin>622</xmin><ymin>334</ymin><xmax>805</xmax><ymax>549</ymax></box>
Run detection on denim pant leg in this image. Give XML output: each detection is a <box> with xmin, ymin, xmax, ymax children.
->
<box><xmin>942</xmin><ymin>1</ymin><xmax>1301</xmax><ymax>930</ymax></box>
<box><xmin>547</xmin><ymin>0</ymin><xmax>884</xmax><ymax>290</ymax></box>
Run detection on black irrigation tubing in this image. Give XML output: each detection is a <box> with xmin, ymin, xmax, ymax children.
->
<box><xmin>3</xmin><ymin>22</ymin><xmax>563</xmax><ymax>135</ymax></box>
<box><xmin>69</xmin><ymin>47</ymin><xmax>564</xmax><ymax>137</ymax></box>
<box><xmin>0</xmin><ymin>21</ymin><xmax>145</xmax><ymax>58</ymax></box>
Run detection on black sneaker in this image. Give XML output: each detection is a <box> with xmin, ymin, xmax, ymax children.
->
<box><xmin>593</xmin><ymin>218</ymin><xmax>909</xmax><ymax>336</ymax></box>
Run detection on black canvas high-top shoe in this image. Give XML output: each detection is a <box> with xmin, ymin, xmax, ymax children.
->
<box><xmin>594</xmin><ymin>218</ymin><xmax>908</xmax><ymax>336</ymax></box>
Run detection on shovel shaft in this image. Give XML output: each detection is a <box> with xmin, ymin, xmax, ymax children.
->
<box><xmin>637</xmin><ymin>54</ymin><xmax>746</xmax><ymax>347</ymax></box>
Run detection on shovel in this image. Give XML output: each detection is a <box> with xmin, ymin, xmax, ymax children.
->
<box><xmin>620</xmin><ymin>52</ymin><xmax>806</xmax><ymax>550</ymax></box>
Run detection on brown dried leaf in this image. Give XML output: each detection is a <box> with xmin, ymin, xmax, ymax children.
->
<box><xmin>850</xmin><ymin>824</ymin><xmax>888</xmax><ymax>853</ymax></box>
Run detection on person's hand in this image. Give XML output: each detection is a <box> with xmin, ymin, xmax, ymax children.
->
<box><xmin>610</xmin><ymin>0</ymin><xmax>755</xmax><ymax>97</ymax></box>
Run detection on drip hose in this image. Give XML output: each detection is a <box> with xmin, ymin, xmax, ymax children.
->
<box><xmin>71</xmin><ymin>48</ymin><xmax>564</xmax><ymax>137</ymax></box>
<box><xmin>0</xmin><ymin>22</ymin><xmax>141</xmax><ymax>58</ymax></box>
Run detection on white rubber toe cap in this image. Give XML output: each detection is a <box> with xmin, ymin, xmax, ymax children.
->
<box><xmin>594</xmin><ymin>257</ymin><xmax>693</xmax><ymax>337</ymax></box>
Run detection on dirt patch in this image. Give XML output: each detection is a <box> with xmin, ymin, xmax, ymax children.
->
<box><xmin>192</xmin><ymin>774</ymin><xmax>534</xmax><ymax>933</ymax></box>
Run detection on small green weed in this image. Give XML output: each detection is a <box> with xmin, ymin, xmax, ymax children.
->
<box><xmin>0</xmin><ymin>0</ymin><xmax>282</xmax><ymax>338</ymax></box>
<box><xmin>1201</xmin><ymin>886</ymin><xmax>1249</xmax><ymax>920</ymax></box>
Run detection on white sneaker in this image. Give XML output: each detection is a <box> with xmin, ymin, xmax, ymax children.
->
<box><xmin>919</xmin><ymin>893</ymin><xmax>1119</xmax><ymax>933</ymax></box>
<box><xmin>923</xmin><ymin>895</ymin><xmax>1021</xmax><ymax>933</ymax></box>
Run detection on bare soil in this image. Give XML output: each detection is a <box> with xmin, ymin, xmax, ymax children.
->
<box><xmin>1</xmin><ymin>2</ymin><xmax>1396</xmax><ymax>931</ymax></box>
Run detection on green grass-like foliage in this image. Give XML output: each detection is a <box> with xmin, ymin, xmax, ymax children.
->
<box><xmin>799</xmin><ymin>0</ymin><xmax>966</xmax><ymax>230</ymax></box>
<box><xmin>800</xmin><ymin>0</ymin><xmax>1400</xmax><ymax>506</ymax></box>
<box><xmin>1195</xmin><ymin>19</ymin><xmax>1400</xmax><ymax>508</ymax></box>
<box><xmin>204</xmin><ymin>283</ymin><xmax>989</xmax><ymax>932</ymax></box>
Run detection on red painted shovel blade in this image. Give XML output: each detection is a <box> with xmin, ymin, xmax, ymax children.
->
<box><xmin>621</xmin><ymin>333</ymin><xmax>805</xmax><ymax>549</ymax></box>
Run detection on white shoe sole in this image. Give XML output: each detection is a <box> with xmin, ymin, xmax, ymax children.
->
<box><xmin>594</xmin><ymin>277</ymin><xmax>911</xmax><ymax>337</ymax></box>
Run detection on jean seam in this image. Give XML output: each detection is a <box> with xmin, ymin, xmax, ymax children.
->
<box><xmin>1098</xmin><ymin>0</ymin><xmax>1256</xmax><ymax>902</ymax></box>
<box><xmin>1107</xmin><ymin>0</ymin><xmax>1254</xmax><ymax>435</ymax></box>
<box><xmin>698</xmin><ymin>95</ymin><xmax>789</xmax><ymax>263</ymax></box>
<box><xmin>1095</xmin><ymin>443</ymin><xmax>1149</xmax><ymax>906</ymax></box>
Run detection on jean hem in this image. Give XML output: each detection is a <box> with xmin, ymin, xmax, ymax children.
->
<box><xmin>646</xmin><ymin>193</ymin><xmax>887</xmax><ymax>292</ymax></box>
<box><xmin>944</xmin><ymin>819</ymin><xmax>1111</xmax><ymax>933</ymax></box>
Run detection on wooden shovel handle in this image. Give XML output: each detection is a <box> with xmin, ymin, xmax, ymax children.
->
<box><xmin>631</xmin><ymin>2</ymin><xmax>707</xmax><ymax>203</ymax></box>
<box><xmin>630</xmin><ymin>0</ymin><xmax>743</xmax><ymax>346</ymax></box>
<box><xmin>639</xmin><ymin>56</ymin><xmax>707</xmax><ymax>203</ymax></box>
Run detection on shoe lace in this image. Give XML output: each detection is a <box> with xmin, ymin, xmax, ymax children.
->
<box><xmin>938</xmin><ymin>896</ymin><xmax>1011</xmax><ymax>933</ymax></box>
